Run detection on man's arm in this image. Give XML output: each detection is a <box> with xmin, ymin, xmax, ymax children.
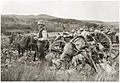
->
<box><xmin>42</xmin><ymin>30</ymin><xmax>48</xmax><ymax>40</ymax></box>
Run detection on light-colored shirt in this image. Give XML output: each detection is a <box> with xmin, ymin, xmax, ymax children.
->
<box><xmin>94</xmin><ymin>30</ymin><xmax>101</xmax><ymax>32</ymax></box>
<box><xmin>37</xmin><ymin>29</ymin><xmax>47</xmax><ymax>40</ymax></box>
<box><xmin>34</xmin><ymin>29</ymin><xmax>48</xmax><ymax>41</ymax></box>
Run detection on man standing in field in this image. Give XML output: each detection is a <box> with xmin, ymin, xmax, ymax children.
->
<box><xmin>34</xmin><ymin>20</ymin><xmax>49</xmax><ymax>61</ymax></box>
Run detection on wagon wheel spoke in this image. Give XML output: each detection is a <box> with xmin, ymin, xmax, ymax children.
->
<box><xmin>53</xmin><ymin>44</ymin><xmax>59</xmax><ymax>49</ymax></box>
<box><xmin>100</xmin><ymin>37</ymin><xmax>109</xmax><ymax>43</ymax></box>
<box><xmin>51</xmin><ymin>44</ymin><xmax>62</xmax><ymax>52</ymax></box>
<box><xmin>104</xmin><ymin>48</ymin><xmax>110</xmax><ymax>51</ymax></box>
<box><xmin>51</xmin><ymin>48</ymin><xmax>62</xmax><ymax>53</ymax></box>
<box><xmin>58</xmin><ymin>42</ymin><xmax>64</xmax><ymax>52</ymax></box>
<box><xmin>50</xmin><ymin>40</ymin><xmax>66</xmax><ymax>55</ymax></box>
<box><xmin>111</xmin><ymin>50</ymin><xmax>118</xmax><ymax>57</ymax></box>
<box><xmin>111</xmin><ymin>48</ymin><xmax>119</xmax><ymax>54</ymax></box>
<box><xmin>101</xmin><ymin>38</ymin><xmax>110</xmax><ymax>44</ymax></box>
<box><xmin>112</xmin><ymin>50</ymin><xmax>119</xmax><ymax>59</ymax></box>
<box><xmin>104</xmin><ymin>49</ymin><xmax>109</xmax><ymax>53</ymax></box>
<box><xmin>101</xmin><ymin>42</ymin><xmax>109</xmax><ymax>45</ymax></box>
<box><xmin>111</xmin><ymin>44</ymin><xmax>118</xmax><ymax>56</ymax></box>
<box><xmin>97</xmin><ymin>33</ymin><xmax>103</xmax><ymax>41</ymax></box>
<box><xmin>111</xmin><ymin>49</ymin><xmax>119</xmax><ymax>51</ymax></box>
<box><xmin>51</xmin><ymin>46</ymin><xmax>62</xmax><ymax>53</ymax></box>
<box><xmin>92</xmin><ymin>33</ymin><xmax>102</xmax><ymax>42</ymax></box>
<box><xmin>51</xmin><ymin>46</ymin><xmax>59</xmax><ymax>52</ymax></box>
<box><xmin>51</xmin><ymin>42</ymin><xmax>60</xmax><ymax>49</ymax></box>
<box><xmin>96</xmin><ymin>33</ymin><xmax>101</xmax><ymax>41</ymax></box>
<box><xmin>113</xmin><ymin>55</ymin><xmax>119</xmax><ymax>60</ymax></box>
<box><xmin>93</xmin><ymin>33</ymin><xmax>98</xmax><ymax>42</ymax></box>
<box><xmin>99</xmin><ymin>33</ymin><xmax>110</xmax><ymax>43</ymax></box>
<box><xmin>88</xmin><ymin>34</ymin><xmax>94</xmax><ymax>41</ymax></box>
<box><xmin>112</xmin><ymin>44</ymin><xmax>119</xmax><ymax>47</ymax></box>
<box><xmin>101</xmin><ymin>42</ymin><xmax>110</xmax><ymax>49</ymax></box>
<box><xmin>95</xmin><ymin>33</ymin><xmax>100</xmax><ymax>42</ymax></box>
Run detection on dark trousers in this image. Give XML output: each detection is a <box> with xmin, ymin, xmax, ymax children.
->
<box><xmin>33</xmin><ymin>40</ymin><xmax>49</xmax><ymax>61</ymax></box>
<box><xmin>37</xmin><ymin>40</ymin><xmax>49</xmax><ymax>60</ymax></box>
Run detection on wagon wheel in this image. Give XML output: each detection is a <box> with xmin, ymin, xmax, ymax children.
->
<box><xmin>72</xmin><ymin>35</ymin><xmax>98</xmax><ymax>72</ymax></box>
<box><xmin>111</xmin><ymin>44</ymin><xmax>119</xmax><ymax>60</ymax></box>
<box><xmin>89</xmin><ymin>32</ymin><xmax>112</xmax><ymax>58</ymax></box>
<box><xmin>49</xmin><ymin>40</ymin><xmax>66</xmax><ymax>57</ymax></box>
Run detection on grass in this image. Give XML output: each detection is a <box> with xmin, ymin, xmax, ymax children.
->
<box><xmin>1</xmin><ymin>61</ymin><xmax>57</xmax><ymax>81</ymax></box>
<box><xmin>1</xmin><ymin>58</ymin><xmax>119</xmax><ymax>81</ymax></box>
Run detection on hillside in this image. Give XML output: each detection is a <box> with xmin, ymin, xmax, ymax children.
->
<box><xmin>1</xmin><ymin>14</ymin><xmax>119</xmax><ymax>34</ymax></box>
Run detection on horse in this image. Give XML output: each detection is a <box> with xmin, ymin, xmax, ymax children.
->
<box><xmin>9</xmin><ymin>34</ymin><xmax>16</xmax><ymax>44</ymax></box>
<box><xmin>12</xmin><ymin>34</ymin><xmax>32</xmax><ymax>57</ymax></box>
<box><xmin>10</xmin><ymin>32</ymin><xmax>50</xmax><ymax>61</ymax></box>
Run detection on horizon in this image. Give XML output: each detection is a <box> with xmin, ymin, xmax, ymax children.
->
<box><xmin>1</xmin><ymin>14</ymin><xmax>119</xmax><ymax>23</ymax></box>
<box><xmin>1</xmin><ymin>1</ymin><xmax>119</xmax><ymax>22</ymax></box>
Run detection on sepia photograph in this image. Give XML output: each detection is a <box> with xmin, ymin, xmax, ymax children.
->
<box><xmin>1</xmin><ymin>0</ymin><xmax>119</xmax><ymax>81</ymax></box>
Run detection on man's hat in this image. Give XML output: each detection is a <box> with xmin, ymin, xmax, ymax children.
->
<box><xmin>80</xmin><ymin>28</ymin><xmax>84</xmax><ymax>31</ymax></box>
<box><xmin>71</xmin><ymin>29</ymin><xmax>75</xmax><ymax>33</ymax></box>
<box><xmin>84</xmin><ymin>28</ymin><xmax>89</xmax><ymax>31</ymax></box>
<box><xmin>37</xmin><ymin>20</ymin><xmax>45</xmax><ymax>25</ymax></box>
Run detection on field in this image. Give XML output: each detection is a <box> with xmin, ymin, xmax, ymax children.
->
<box><xmin>1</xmin><ymin>34</ymin><xmax>119</xmax><ymax>81</ymax></box>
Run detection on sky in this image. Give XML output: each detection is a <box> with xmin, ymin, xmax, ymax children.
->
<box><xmin>1</xmin><ymin>0</ymin><xmax>119</xmax><ymax>22</ymax></box>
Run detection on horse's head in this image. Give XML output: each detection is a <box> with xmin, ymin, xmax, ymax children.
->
<box><xmin>9</xmin><ymin>34</ymin><xmax>16</xmax><ymax>44</ymax></box>
<box><xmin>11</xmin><ymin>35</ymin><xmax>22</xmax><ymax>48</ymax></box>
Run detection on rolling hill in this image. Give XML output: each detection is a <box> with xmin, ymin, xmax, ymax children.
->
<box><xmin>1</xmin><ymin>14</ymin><xmax>119</xmax><ymax>34</ymax></box>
